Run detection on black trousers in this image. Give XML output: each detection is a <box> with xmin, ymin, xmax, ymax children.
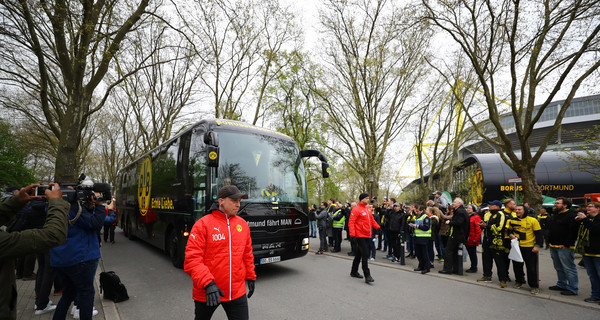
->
<box><xmin>194</xmin><ymin>295</ymin><xmax>248</xmax><ymax>320</ymax></box>
<box><xmin>318</xmin><ymin>226</ymin><xmax>328</xmax><ymax>251</ymax></box>
<box><xmin>415</xmin><ymin>242</ymin><xmax>429</xmax><ymax>271</ymax></box>
<box><xmin>333</xmin><ymin>228</ymin><xmax>343</xmax><ymax>251</ymax></box>
<box><xmin>16</xmin><ymin>253</ymin><xmax>36</xmax><ymax>278</ymax></box>
<box><xmin>389</xmin><ymin>231</ymin><xmax>401</xmax><ymax>258</ymax></box>
<box><xmin>349</xmin><ymin>237</ymin><xmax>357</xmax><ymax>254</ymax></box>
<box><xmin>442</xmin><ymin>238</ymin><xmax>462</xmax><ymax>272</ymax></box>
<box><xmin>482</xmin><ymin>247</ymin><xmax>509</xmax><ymax>281</ymax></box>
<box><xmin>351</xmin><ymin>237</ymin><xmax>371</xmax><ymax>277</ymax></box>
<box><xmin>465</xmin><ymin>245</ymin><xmax>478</xmax><ymax>270</ymax></box>
<box><xmin>513</xmin><ymin>247</ymin><xmax>539</xmax><ymax>288</ymax></box>
<box><xmin>35</xmin><ymin>252</ymin><xmax>56</xmax><ymax>309</ymax></box>
<box><xmin>103</xmin><ymin>224</ymin><xmax>115</xmax><ymax>242</ymax></box>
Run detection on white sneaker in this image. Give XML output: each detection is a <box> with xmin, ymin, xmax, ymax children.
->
<box><xmin>73</xmin><ymin>307</ymin><xmax>99</xmax><ymax>319</ymax></box>
<box><xmin>369</xmin><ymin>258</ymin><xmax>375</xmax><ymax>261</ymax></box>
<box><xmin>34</xmin><ymin>303</ymin><xmax>56</xmax><ymax>315</ymax></box>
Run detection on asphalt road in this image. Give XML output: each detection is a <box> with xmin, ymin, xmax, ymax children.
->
<box><xmin>100</xmin><ymin>229</ymin><xmax>599</xmax><ymax>320</ymax></box>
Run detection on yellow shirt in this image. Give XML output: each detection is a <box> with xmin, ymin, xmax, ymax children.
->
<box><xmin>508</xmin><ymin>216</ymin><xmax>541</xmax><ymax>247</ymax></box>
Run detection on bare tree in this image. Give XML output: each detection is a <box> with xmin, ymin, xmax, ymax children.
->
<box><xmin>264</xmin><ymin>51</ymin><xmax>323</xmax><ymax>150</ymax></box>
<box><xmin>171</xmin><ymin>0</ymin><xmax>300</xmax><ymax>121</ymax></box>
<box><xmin>315</xmin><ymin>0</ymin><xmax>432</xmax><ymax>197</ymax></box>
<box><xmin>0</xmin><ymin>0</ymin><xmax>152</xmax><ymax>182</ymax></box>
<box><xmin>108</xmin><ymin>16</ymin><xmax>202</xmax><ymax>162</ymax></box>
<box><xmin>423</xmin><ymin>0</ymin><xmax>600</xmax><ymax>208</ymax></box>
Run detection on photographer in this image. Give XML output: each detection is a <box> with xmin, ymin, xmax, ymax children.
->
<box><xmin>1</xmin><ymin>183</ymin><xmax>70</xmax><ymax>320</ymax></box>
<box><xmin>50</xmin><ymin>186</ymin><xmax>107</xmax><ymax>320</ymax></box>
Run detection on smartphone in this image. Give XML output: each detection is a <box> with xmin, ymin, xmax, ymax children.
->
<box><xmin>34</xmin><ymin>185</ymin><xmax>51</xmax><ymax>197</ymax></box>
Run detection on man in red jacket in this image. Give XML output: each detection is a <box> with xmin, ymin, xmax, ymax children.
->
<box><xmin>349</xmin><ymin>193</ymin><xmax>380</xmax><ymax>283</ymax></box>
<box><xmin>184</xmin><ymin>185</ymin><xmax>256</xmax><ymax>320</ymax></box>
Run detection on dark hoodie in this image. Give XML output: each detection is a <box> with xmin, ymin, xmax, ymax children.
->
<box><xmin>547</xmin><ymin>209</ymin><xmax>578</xmax><ymax>248</ymax></box>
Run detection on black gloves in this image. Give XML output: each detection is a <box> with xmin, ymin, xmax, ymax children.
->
<box><xmin>246</xmin><ymin>279</ymin><xmax>255</xmax><ymax>298</ymax></box>
<box><xmin>205</xmin><ymin>281</ymin><xmax>224</xmax><ymax>307</ymax></box>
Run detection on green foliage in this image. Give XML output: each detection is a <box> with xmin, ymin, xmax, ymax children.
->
<box><xmin>398</xmin><ymin>182</ymin><xmax>431</xmax><ymax>204</ymax></box>
<box><xmin>566</xmin><ymin>125</ymin><xmax>600</xmax><ymax>181</ymax></box>
<box><xmin>0</xmin><ymin>120</ymin><xmax>36</xmax><ymax>189</ymax></box>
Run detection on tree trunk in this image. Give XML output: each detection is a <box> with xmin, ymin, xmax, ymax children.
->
<box><xmin>519</xmin><ymin>164</ymin><xmax>543</xmax><ymax>212</ymax></box>
<box><xmin>54</xmin><ymin>102</ymin><xmax>86</xmax><ymax>183</ymax></box>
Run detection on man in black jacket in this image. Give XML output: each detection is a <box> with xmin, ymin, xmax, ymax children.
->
<box><xmin>439</xmin><ymin>198</ymin><xmax>469</xmax><ymax>275</ymax></box>
<box><xmin>547</xmin><ymin>197</ymin><xmax>579</xmax><ymax>295</ymax></box>
<box><xmin>387</xmin><ymin>203</ymin><xmax>404</xmax><ymax>262</ymax></box>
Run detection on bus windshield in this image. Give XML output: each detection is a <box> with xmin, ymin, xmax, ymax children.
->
<box><xmin>211</xmin><ymin>131</ymin><xmax>307</xmax><ymax>204</ymax></box>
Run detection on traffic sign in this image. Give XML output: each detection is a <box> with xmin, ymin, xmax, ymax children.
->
<box><xmin>508</xmin><ymin>177</ymin><xmax>522</xmax><ymax>184</ymax></box>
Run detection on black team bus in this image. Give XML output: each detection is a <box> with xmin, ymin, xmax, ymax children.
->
<box><xmin>116</xmin><ymin>119</ymin><xmax>329</xmax><ymax>268</ymax></box>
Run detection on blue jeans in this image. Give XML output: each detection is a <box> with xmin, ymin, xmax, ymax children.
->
<box><xmin>309</xmin><ymin>220</ymin><xmax>317</xmax><ymax>237</ymax></box>
<box><xmin>583</xmin><ymin>256</ymin><xmax>600</xmax><ymax>299</ymax></box>
<box><xmin>52</xmin><ymin>259</ymin><xmax>99</xmax><ymax>320</ymax></box>
<box><xmin>406</xmin><ymin>233</ymin><xmax>415</xmax><ymax>255</ymax></box>
<box><xmin>435</xmin><ymin>233</ymin><xmax>445</xmax><ymax>259</ymax></box>
<box><xmin>549</xmin><ymin>247</ymin><xmax>578</xmax><ymax>294</ymax></box>
<box><xmin>369</xmin><ymin>237</ymin><xmax>376</xmax><ymax>259</ymax></box>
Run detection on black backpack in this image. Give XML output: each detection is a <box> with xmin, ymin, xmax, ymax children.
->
<box><xmin>99</xmin><ymin>271</ymin><xmax>129</xmax><ymax>303</ymax></box>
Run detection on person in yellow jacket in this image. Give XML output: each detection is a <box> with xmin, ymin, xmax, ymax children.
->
<box><xmin>507</xmin><ymin>205</ymin><xmax>543</xmax><ymax>294</ymax></box>
<box><xmin>332</xmin><ymin>205</ymin><xmax>345</xmax><ymax>253</ymax></box>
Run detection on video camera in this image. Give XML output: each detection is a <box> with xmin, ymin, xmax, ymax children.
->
<box><xmin>37</xmin><ymin>174</ymin><xmax>111</xmax><ymax>205</ymax></box>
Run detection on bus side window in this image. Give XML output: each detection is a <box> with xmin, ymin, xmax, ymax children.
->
<box><xmin>190</xmin><ymin>131</ymin><xmax>207</xmax><ymax>219</ymax></box>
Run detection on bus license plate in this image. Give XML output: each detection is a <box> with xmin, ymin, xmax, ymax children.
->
<box><xmin>260</xmin><ymin>256</ymin><xmax>281</xmax><ymax>264</ymax></box>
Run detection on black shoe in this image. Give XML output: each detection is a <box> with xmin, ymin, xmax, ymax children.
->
<box><xmin>347</xmin><ymin>252</ymin><xmax>355</xmax><ymax>256</ymax></box>
<box><xmin>414</xmin><ymin>268</ymin><xmax>423</xmax><ymax>271</ymax></box>
<box><xmin>584</xmin><ymin>297</ymin><xmax>600</xmax><ymax>303</ymax></box>
<box><xmin>549</xmin><ymin>285</ymin><xmax>567</xmax><ymax>291</ymax></box>
<box><xmin>561</xmin><ymin>290</ymin><xmax>577</xmax><ymax>296</ymax></box>
<box><xmin>465</xmin><ymin>268</ymin><xmax>477</xmax><ymax>273</ymax></box>
<box><xmin>421</xmin><ymin>269</ymin><xmax>430</xmax><ymax>274</ymax></box>
<box><xmin>365</xmin><ymin>275</ymin><xmax>375</xmax><ymax>283</ymax></box>
<box><xmin>438</xmin><ymin>270</ymin><xmax>452</xmax><ymax>274</ymax></box>
<box><xmin>350</xmin><ymin>272</ymin><xmax>364</xmax><ymax>279</ymax></box>
<box><xmin>331</xmin><ymin>250</ymin><xmax>340</xmax><ymax>253</ymax></box>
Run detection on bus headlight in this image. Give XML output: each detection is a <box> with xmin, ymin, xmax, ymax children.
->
<box><xmin>302</xmin><ymin>237</ymin><xmax>309</xmax><ymax>245</ymax></box>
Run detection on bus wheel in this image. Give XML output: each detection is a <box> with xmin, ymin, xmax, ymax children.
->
<box><xmin>168</xmin><ymin>230</ymin><xmax>185</xmax><ymax>268</ymax></box>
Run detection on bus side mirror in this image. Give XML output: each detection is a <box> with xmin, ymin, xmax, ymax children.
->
<box><xmin>300</xmin><ymin>149</ymin><xmax>330</xmax><ymax>179</ymax></box>
<box><xmin>322</xmin><ymin>162</ymin><xmax>330</xmax><ymax>178</ymax></box>
<box><xmin>207</xmin><ymin>145</ymin><xmax>219</xmax><ymax>168</ymax></box>
<box><xmin>204</xmin><ymin>131</ymin><xmax>219</xmax><ymax>168</ymax></box>
<box><xmin>204</xmin><ymin>131</ymin><xmax>219</xmax><ymax>147</ymax></box>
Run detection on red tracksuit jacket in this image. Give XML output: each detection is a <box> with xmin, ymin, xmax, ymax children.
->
<box><xmin>349</xmin><ymin>202</ymin><xmax>380</xmax><ymax>238</ymax></box>
<box><xmin>184</xmin><ymin>209</ymin><xmax>256</xmax><ymax>302</ymax></box>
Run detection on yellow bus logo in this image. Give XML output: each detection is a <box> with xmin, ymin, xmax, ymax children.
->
<box><xmin>138</xmin><ymin>156</ymin><xmax>152</xmax><ymax>216</ymax></box>
<box><xmin>209</xmin><ymin>151</ymin><xmax>218</xmax><ymax>160</ymax></box>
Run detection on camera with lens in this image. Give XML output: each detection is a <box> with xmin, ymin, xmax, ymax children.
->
<box><xmin>61</xmin><ymin>174</ymin><xmax>112</xmax><ymax>205</ymax></box>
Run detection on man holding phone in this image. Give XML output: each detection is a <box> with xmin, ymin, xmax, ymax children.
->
<box><xmin>1</xmin><ymin>183</ymin><xmax>70</xmax><ymax>319</ymax></box>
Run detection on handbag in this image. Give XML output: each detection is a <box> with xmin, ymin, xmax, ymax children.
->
<box><xmin>508</xmin><ymin>238</ymin><xmax>524</xmax><ymax>263</ymax></box>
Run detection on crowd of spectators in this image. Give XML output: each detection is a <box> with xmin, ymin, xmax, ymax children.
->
<box><xmin>309</xmin><ymin>193</ymin><xmax>600</xmax><ymax>304</ymax></box>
